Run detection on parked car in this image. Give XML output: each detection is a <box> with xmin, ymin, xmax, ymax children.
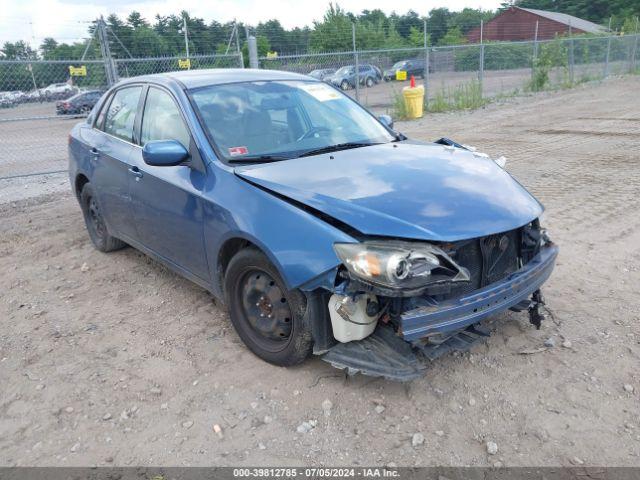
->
<box><xmin>68</xmin><ymin>69</ymin><xmax>557</xmax><ymax>380</ymax></box>
<box><xmin>383</xmin><ymin>59</ymin><xmax>426</xmax><ymax>81</ymax></box>
<box><xmin>24</xmin><ymin>89</ymin><xmax>45</xmax><ymax>103</ymax></box>
<box><xmin>326</xmin><ymin>64</ymin><xmax>382</xmax><ymax>90</ymax></box>
<box><xmin>42</xmin><ymin>82</ymin><xmax>77</xmax><ymax>100</ymax></box>
<box><xmin>308</xmin><ymin>68</ymin><xmax>336</xmax><ymax>81</ymax></box>
<box><xmin>0</xmin><ymin>90</ymin><xmax>26</xmax><ymax>108</ymax></box>
<box><xmin>56</xmin><ymin>90</ymin><xmax>105</xmax><ymax>115</ymax></box>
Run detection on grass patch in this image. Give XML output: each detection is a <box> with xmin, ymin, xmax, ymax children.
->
<box><xmin>427</xmin><ymin>80</ymin><xmax>488</xmax><ymax>113</ymax></box>
<box><xmin>390</xmin><ymin>88</ymin><xmax>409</xmax><ymax>120</ymax></box>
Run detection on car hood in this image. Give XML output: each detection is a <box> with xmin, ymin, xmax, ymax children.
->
<box><xmin>234</xmin><ymin>142</ymin><xmax>543</xmax><ymax>242</ymax></box>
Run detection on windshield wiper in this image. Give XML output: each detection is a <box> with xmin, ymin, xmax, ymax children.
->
<box><xmin>298</xmin><ymin>142</ymin><xmax>381</xmax><ymax>158</ymax></box>
<box><xmin>228</xmin><ymin>154</ymin><xmax>292</xmax><ymax>164</ymax></box>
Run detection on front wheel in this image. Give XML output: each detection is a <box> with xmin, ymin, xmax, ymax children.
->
<box><xmin>79</xmin><ymin>183</ymin><xmax>126</xmax><ymax>252</ymax></box>
<box><xmin>365</xmin><ymin>76</ymin><xmax>374</xmax><ymax>88</ymax></box>
<box><xmin>340</xmin><ymin>80</ymin><xmax>350</xmax><ymax>91</ymax></box>
<box><xmin>224</xmin><ymin>248</ymin><xmax>312</xmax><ymax>366</ymax></box>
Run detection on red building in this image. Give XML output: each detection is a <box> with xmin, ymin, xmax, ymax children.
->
<box><xmin>466</xmin><ymin>6</ymin><xmax>605</xmax><ymax>43</ymax></box>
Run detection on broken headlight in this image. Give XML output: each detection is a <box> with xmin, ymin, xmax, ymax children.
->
<box><xmin>333</xmin><ymin>241</ymin><xmax>470</xmax><ymax>290</ymax></box>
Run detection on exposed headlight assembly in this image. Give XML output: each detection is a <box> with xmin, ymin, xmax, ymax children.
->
<box><xmin>333</xmin><ymin>241</ymin><xmax>470</xmax><ymax>291</ymax></box>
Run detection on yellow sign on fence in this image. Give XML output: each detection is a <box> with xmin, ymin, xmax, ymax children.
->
<box><xmin>178</xmin><ymin>59</ymin><xmax>191</xmax><ymax>69</ymax></box>
<box><xmin>266</xmin><ymin>51</ymin><xmax>279</xmax><ymax>59</ymax></box>
<box><xmin>68</xmin><ymin>65</ymin><xmax>87</xmax><ymax>76</ymax></box>
<box><xmin>395</xmin><ymin>70</ymin><xmax>407</xmax><ymax>81</ymax></box>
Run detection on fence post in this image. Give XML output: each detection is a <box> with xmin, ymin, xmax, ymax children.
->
<box><xmin>478</xmin><ymin>20</ymin><xmax>484</xmax><ymax>97</ymax></box>
<box><xmin>248</xmin><ymin>36</ymin><xmax>259</xmax><ymax>69</ymax></box>
<box><xmin>631</xmin><ymin>17</ymin><xmax>639</xmax><ymax>72</ymax></box>
<box><xmin>568</xmin><ymin>20</ymin><xmax>575</xmax><ymax>84</ymax></box>
<box><xmin>605</xmin><ymin>17</ymin><xmax>612</xmax><ymax>77</ymax></box>
<box><xmin>531</xmin><ymin>20</ymin><xmax>539</xmax><ymax>81</ymax></box>
<box><xmin>352</xmin><ymin>23</ymin><xmax>359</xmax><ymax>102</ymax></box>
<box><xmin>424</xmin><ymin>19</ymin><xmax>429</xmax><ymax>110</ymax></box>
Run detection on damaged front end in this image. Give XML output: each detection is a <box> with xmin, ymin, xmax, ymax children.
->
<box><xmin>317</xmin><ymin>220</ymin><xmax>558</xmax><ymax>381</ymax></box>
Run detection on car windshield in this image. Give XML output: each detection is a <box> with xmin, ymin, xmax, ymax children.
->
<box><xmin>190</xmin><ymin>80</ymin><xmax>395</xmax><ymax>162</ymax></box>
<box><xmin>392</xmin><ymin>61</ymin><xmax>407</xmax><ymax>69</ymax></box>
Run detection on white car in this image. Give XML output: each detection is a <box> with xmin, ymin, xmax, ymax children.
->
<box><xmin>41</xmin><ymin>82</ymin><xmax>77</xmax><ymax>100</ymax></box>
<box><xmin>0</xmin><ymin>90</ymin><xmax>26</xmax><ymax>107</ymax></box>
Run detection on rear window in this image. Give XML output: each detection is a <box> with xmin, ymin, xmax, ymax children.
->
<box><xmin>103</xmin><ymin>86</ymin><xmax>142</xmax><ymax>142</ymax></box>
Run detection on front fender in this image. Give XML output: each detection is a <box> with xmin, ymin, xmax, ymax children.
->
<box><xmin>203</xmin><ymin>167</ymin><xmax>355</xmax><ymax>298</ymax></box>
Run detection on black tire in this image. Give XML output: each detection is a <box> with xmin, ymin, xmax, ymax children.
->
<box><xmin>340</xmin><ymin>80</ymin><xmax>350</xmax><ymax>91</ymax></box>
<box><xmin>79</xmin><ymin>183</ymin><xmax>126</xmax><ymax>252</ymax></box>
<box><xmin>224</xmin><ymin>248</ymin><xmax>312</xmax><ymax>366</ymax></box>
<box><xmin>365</xmin><ymin>76</ymin><xmax>374</xmax><ymax>88</ymax></box>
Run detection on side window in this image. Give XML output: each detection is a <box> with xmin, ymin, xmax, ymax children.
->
<box><xmin>103</xmin><ymin>86</ymin><xmax>143</xmax><ymax>142</ymax></box>
<box><xmin>94</xmin><ymin>92</ymin><xmax>112</xmax><ymax>130</ymax></box>
<box><xmin>140</xmin><ymin>88</ymin><xmax>191</xmax><ymax>148</ymax></box>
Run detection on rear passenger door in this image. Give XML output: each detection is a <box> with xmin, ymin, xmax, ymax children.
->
<box><xmin>128</xmin><ymin>86</ymin><xmax>209</xmax><ymax>280</ymax></box>
<box><xmin>90</xmin><ymin>85</ymin><xmax>143</xmax><ymax>240</ymax></box>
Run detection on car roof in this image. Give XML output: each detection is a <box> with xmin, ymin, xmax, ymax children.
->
<box><xmin>116</xmin><ymin>68</ymin><xmax>314</xmax><ymax>90</ymax></box>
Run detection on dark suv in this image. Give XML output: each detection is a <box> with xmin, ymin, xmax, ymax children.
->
<box><xmin>327</xmin><ymin>64</ymin><xmax>382</xmax><ymax>90</ymax></box>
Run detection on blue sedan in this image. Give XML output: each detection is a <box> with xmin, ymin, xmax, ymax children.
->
<box><xmin>68</xmin><ymin>69</ymin><xmax>557</xmax><ymax>380</ymax></box>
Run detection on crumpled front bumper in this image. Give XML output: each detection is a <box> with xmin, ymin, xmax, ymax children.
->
<box><xmin>399</xmin><ymin>244</ymin><xmax>558</xmax><ymax>342</ymax></box>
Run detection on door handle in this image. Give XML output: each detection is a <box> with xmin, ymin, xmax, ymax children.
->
<box><xmin>90</xmin><ymin>147</ymin><xmax>99</xmax><ymax>154</ymax></box>
<box><xmin>128</xmin><ymin>166</ymin><xmax>143</xmax><ymax>179</ymax></box>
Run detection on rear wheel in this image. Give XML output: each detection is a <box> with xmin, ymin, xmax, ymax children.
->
<box><xmin>79</xmin><ymin>183</ymin><xmax>126</xmax><ymax>252</ymax></box>
<box><xmin>365</xmin><ymin>76</ymin><xmax>374</xmax><ymax>88</ymax></box>
<box><xmin>224</xmin><ymin>248</ymin><xmax>312</xmax><ymax>366</ymax></box>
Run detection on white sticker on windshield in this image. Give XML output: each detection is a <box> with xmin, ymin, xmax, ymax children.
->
<box><xmin>300</xmin><ymin>83</ymin><xmax>341</xmax><ymax>101</ymax></box>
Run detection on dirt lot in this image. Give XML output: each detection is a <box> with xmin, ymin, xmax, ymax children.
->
<box><xmin>1</xmin><ymin>76</ymin><xmax>639</xmax><ymax>467</ymax></box>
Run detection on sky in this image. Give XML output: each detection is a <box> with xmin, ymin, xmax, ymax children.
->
<box><xmin>0</xmin><ymin>0</ymin><xmax>504</xmax><ymax>47</ymax></box>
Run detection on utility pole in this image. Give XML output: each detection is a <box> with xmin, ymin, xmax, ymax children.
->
<box><xmin>97</xmin><ymin>16</ymin><xmax>117</xmax><ymax>87</ymax></box>
<box><xmin>234</xmin><ymin>21</ymin><xmax>244</xmax><ymax>68</ymax></box>
<box><xmin>182</xmin><ymin>15</ymin><xmax>190</xmax><ymax>60</ymax></box>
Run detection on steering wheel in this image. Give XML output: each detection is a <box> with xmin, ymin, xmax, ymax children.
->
<box><xmin>297</xmin><ymin>126</ymin><xmax>331</xmax><ymax>142</ymax></box>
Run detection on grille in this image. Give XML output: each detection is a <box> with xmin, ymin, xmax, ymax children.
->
<box><xmin>480</xmin><ymin>229</ymin><xmax>520</xmax><ymax>287</ymax></box>
<box><xmin>444</xmin><ymin>228</ymin><xmax>520</xmax><ymax>298</ymax></box>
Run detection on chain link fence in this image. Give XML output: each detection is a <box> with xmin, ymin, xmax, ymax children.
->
<box><xmin>0</xmin><ymin>53</ymin><xmax>242</xmax><ymax>179</ymax></box>
<box><xmin>259</xmin><ymin>34</ymin><xmax>639</xmax><ymax>114</ymax></box>
<box><xmin>1</xmin><ymin>32</ymin><xmax>638</xmax><ymax>179</ymax></box>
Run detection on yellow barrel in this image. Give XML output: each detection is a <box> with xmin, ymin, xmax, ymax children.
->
<box><xmin>402</xmin><ymin>85</ymin><xmax>424</xmax><ymax>119</ymax></box>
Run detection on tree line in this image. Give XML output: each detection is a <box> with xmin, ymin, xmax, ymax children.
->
<box><xmin>1</xmin><ymin>1</ymin><xmax>638</xmax><ymax>62</ymax></box>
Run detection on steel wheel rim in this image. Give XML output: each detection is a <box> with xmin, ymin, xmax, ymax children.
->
<box><xmin>88</xmin><ymin>196</ymin><xmax>106</xmax><ymax>239</ymax></box>
<box><xmin>236</xmin><ymin>269</ymin><xmax>293</xmax><ymax>352</ymax></box>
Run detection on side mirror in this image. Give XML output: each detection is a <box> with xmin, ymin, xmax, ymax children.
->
<box><xmin>142</xmin><ymin>140</ymin><xmax>189</xmax><ymax>167</ymax></box>
<box><xmin>378</xmin><ymin>114</ymin><xmax>394</xmax><ymax>130</ymax></box>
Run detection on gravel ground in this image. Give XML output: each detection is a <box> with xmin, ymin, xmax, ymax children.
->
<box><xmin>0</xmin><ymin>76</ymin><xmax>639</xmax><ymax>467</ymax></box>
